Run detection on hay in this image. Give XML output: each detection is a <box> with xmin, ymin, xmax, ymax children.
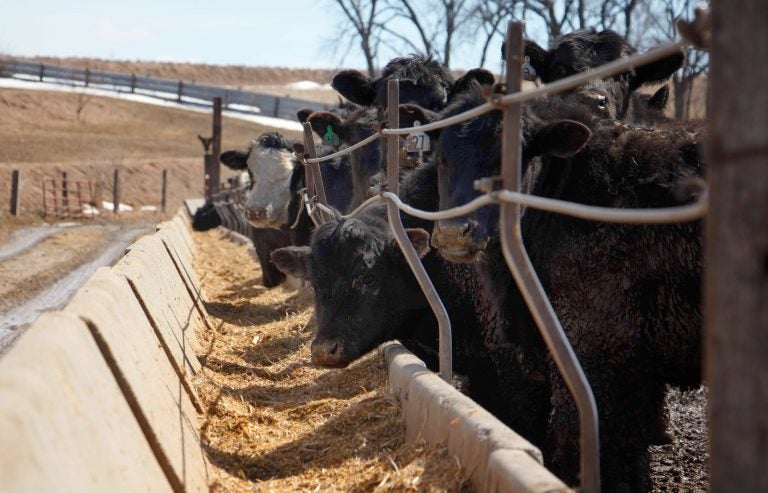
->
<box><xmin>192</xmin><ymin>228</ymin><xmax>469</xmax><ymax>492</ymax></box>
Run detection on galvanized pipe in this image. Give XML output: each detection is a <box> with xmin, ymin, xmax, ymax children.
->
<box><xmin>384</xmin><ymin>79</ymin><xmax>452</xmax><ymax>383</ymax></box>
<box><xmin>302</xmin><ymin>122</ymin><xmax>331</xmax><ymax>223</ymax></box>
<box><xmin>499</xmin><ymin>22</ymin><xmax>600</xmax><ymax>493</ymax></box>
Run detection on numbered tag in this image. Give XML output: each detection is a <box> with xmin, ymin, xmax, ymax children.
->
<box><xmin>522</xmin><ymin>55</ymin><xmax>537</xmax><ymax>81</ymax></box>
<box><xmin>406</xmin><ymin>121</ymin><xmax>430</xmax><ymax>152</ymax></box>
<box><xmin>322</xmin><ymin>125</ymin><xmax>341</xmax><ymax>147</ymax></box>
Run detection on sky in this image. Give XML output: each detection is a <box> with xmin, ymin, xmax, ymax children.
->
<box><xmin>0</xmin><ymin>0</ymin><xmax>511</xmax><ymax>72</ymax></box>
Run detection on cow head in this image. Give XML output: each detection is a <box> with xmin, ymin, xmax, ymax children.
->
<box><xmin>332</xmin><ymin>54</ymin><xmax>455</xmax><ymax>115</ymax></box>
<box><xmin>220</xmin><ymin>132</ymin><xmax>296</xmax><ymax>228</ymax></box>
<box><xmin>430</xmin><ymin>83</ymin><xmax>591</xmax><ymax>263</ymax></box>
<box><xmin>270</xmin><ymin>207</ymin><xmax>430</xmax><ymax>368</ymax></box>
<box><xmin>524</xmin><ymin>29</ymin><xmax>683</xmax><ymax>119</ymax></box>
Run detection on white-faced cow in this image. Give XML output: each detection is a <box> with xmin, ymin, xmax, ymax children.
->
<box><xmin>219</xmin><ymin>132</ymin><xmax>296</xmax><ymax>228</ymax></box>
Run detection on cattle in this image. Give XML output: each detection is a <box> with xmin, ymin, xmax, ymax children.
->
<box><xmin>520</xmin><ymin>29</ymin><xmax>682</xmax><ymax>124</ymax></box>
<box><xmin>427</xmin><ymin>80</ymin><xmax>704</xmax><ymax>492</ymax></box>
<box><xmin>304</xmin><ymin>107</ymin><xmax>383</xmax><ymax>210</ymax></box>
<box><xmin>219</xmin><ymin>132</ymin><xmax>296</xmax><ymax>228</ymax></box>
<box><xmin>305</xmin><ymin>67</ymin><xmax>498</xmax><ymax>211</ymax></box>
<box><xmin>269</xmin><ymin>159</ymin><xmax>541</xmax><ymax>427</ymax></box>
<box><xmin>332</xmin><ymin>54</ymin><xmax>455</xmax><ymax>118</ymax></box>
<box><xmin>191</xmin><ymin>201</ymin><xmax>291</xmax><ymax>288</ymax></box>
<box><xmin>285</xmin><ymin>148</ymin><xmax>353</xmax><ymax>246</ymax></box>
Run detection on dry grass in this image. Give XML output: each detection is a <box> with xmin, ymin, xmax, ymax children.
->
<box><xmin>0</xmin><ymin>88</ymin><xmax>303</xmax><ymax>215</ymax></box>
<box><xmin>191</xmin><ymin>227</ymin><xmax>468</xmax><ymax>492</ymax></box>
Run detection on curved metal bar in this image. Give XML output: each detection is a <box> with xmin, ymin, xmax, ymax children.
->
<box><xmin>501</xmin><ymin>22</ymin><xmax>600</xmax><ymax>492</ymax></box>
<box><xmin>379</xmin><ymin>190</ymin><xmax>708</xmax><ymax>224</ymax></box>
<box><xmin>378</xmin><ymin>40</ymin><xmax>686</xmax><ymax>137</ymax></box>
<box><xmin>384</xmin><ymin>79</ymin><xmax>453</xmax><ymax>383</ymax></box>
<box><xmin>304</xmin><ymin>131</ymin><xmax>382</xmax><ymax>163</ymax></box>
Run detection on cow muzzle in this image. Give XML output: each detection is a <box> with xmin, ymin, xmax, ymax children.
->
<box><xmin>431</xmin><ymin>219</ymin><xmax>488</xmax><ymax>263</ymax></box>
<box><xmin>311</xmin><ymin>337</ymin><xmax>350</xmax><ymax>368</ymax></box>
<box><xmin>245</xmin><ymin>206</ymin><xmax>280</xmax><ymax>228</ymax></box>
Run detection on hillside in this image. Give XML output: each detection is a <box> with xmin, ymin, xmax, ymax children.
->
<box><xmin>0</xmin><ymin>84</ymin><xmax>306</xmax><ymax>231</ymax></box>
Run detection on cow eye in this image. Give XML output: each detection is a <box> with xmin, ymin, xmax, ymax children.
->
<box><xmin>361</xmin><ymin>274</ymin><xmax>375</xmax><ymax>286</ymax></box>
<box><xmin>597</xmin><ymin>96</ymin><xmax>607</xmax><ymax>109</ymax></box>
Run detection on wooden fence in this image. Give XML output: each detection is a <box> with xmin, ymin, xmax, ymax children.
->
<box><xmin>1</xmin><ymin>59</ymin><xmax>328</xmax><ymax>120</ymax></box>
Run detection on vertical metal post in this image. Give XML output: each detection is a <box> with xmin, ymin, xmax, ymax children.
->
<box><xmin>84</xmin><ymin>68</ymin><xmax>90</xmax><ymax>87</ymax></box>
<box><xmin>177</xmin><ymin>80</ymin><xmax>184</xmax><ymax>102</ymax></box>
<box><xmin>273</xmin><ymin>98</ymin><xmax>281</xmax><ymax>118</ymax></box>
<box><xmin>384</xmin><ymin>79</ymin><xmax>453</xmax><ymax>383</ymax></box>
<box><xmin>10</xmin><ymin>170</ymin><xmax>20</xmax><ymax>216</ymax></box>
<box><xmin>113</xmin><ymin>169</ymin><xmax>120</xmax><ymax>214</ymax></box>
<box><xmin>707</xmin><ymin>1</ymin><xmax>768</xmax><ymax>491</ymax></box>
<box><xmin>210</xmin><ymin>97</ymin><xmax>222</xmax><ymax>196</ymax></box>
<box><xmin>301</xmin><ymin>122</ymin><xmax>330</xmax><ymax>222</ymax></box>
<box><xmin>498</xmin><ymin>22</ymin><xmax>600</xmax><ymax>492</ymax></box>
<box><xmin>130</xmin><ymin>74</ymin><xmax>137</xmax><ymax>93</ymax></box>
<box><xmin>38</xmin><ymin>64</ymin><xmax>44</xmax><ymax>82</ymax></box>
<box><xmin>161</xmin><ymin>169</ymin><xmax>168</xmax><ymax>213</ymax></box>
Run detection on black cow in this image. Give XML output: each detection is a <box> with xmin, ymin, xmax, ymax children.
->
<box><xmin>191</xmin><ymin>201</ymin><xmax>291</xmax><ymax>288</ymax></box>
<box><xmin>285</xmin><ymin>148</ymin><xmax>353</xmax><ymax>246</ymax></box>
<box><xmin>428</xmin><ymin>81</ymin><xmax>704</xmax><ymax>492</ymax></box>
<box><xmin>332</xmin><ymin>54</ymin><xmax>455</xmax><ymax>117</ymax></box>
<box><xmin>521</xmin><ymin>29</ymin><xmax>682</xmax><ymax>123</ymax></box>
<box><xmin>270</xmin><ymin>160</ymin><xmax>530</xmax><ymax>426</ymax></box>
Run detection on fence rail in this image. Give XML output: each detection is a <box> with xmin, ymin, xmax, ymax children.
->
<box><xmin>0</xmin><ymin>59</ymin><xmax>328</xmax><ymax>120</ymax></box>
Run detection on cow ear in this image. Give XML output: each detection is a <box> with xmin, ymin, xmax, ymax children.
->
<box><xmin>405</xmin><ymin>228</ymin><xmax>431</xmax><ymax>258</ymax></box>
<box><xmin>648</xmin><ymin>85</ymin><xmax>670</xmax><ymax>111</ymax></box>
<box><xmin>524</xmin><ymin>40</ymin><xmax>548</xmax><ymax>78</ymax></box>
<box><xmin>629</xmin><ymin>50</ymin><xmax>684</xmax><ymax>90</ymax></box>
<box><xmin>399</xmin><ymin>104</ymin><xmax>439</xmax><ymax>128</ymax></box>
<box><xmin>307</xmin><ymin>111</ymin><xmax>346</xmax><ymax>143</ymax></box>
<box><xmin>219</xmin><ymin>150</ymin><xmax>249</xmax><ymax>170</ymax></box>
<box><xmin>332</xmin><ymin>69</ymin><xmax>377</xmax><ymax>106</ymax></box>
<box><xmin>270</xmin><ymin>246</ymin><xmax>311</xmax><ymax>279</ymax></box>
<box><xmin>529</xmin><ymin>120</ymin><xmax>592</xmax><ymax>159</ymax></box>
<box><xmin>296</xmin><ymin>108</ymin><xmax>315</xmax><ymax>123</ymax></box>
<box><xmin>449</xmin><ymin>68</ymin><xmax>495</xmax><ymax>102</ymax></box>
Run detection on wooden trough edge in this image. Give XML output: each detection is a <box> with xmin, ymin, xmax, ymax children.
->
<box><xmin>380</xmin><ymin>341</ymin><xmax>573</xmax><ymax>493</ymax></box>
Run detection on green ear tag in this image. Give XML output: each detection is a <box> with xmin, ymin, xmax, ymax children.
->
<box><xmin>323</xmin><ymin>125</ymin><xmax>341</xmax><ymax>146</ymax></box>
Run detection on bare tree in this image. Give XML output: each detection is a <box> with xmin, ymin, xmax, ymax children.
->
<box><xmin>382</xmin><ymin>0</ymin><xmax>475</xmax><ymax>68</ymax></box>
<box><xmin>471</xmin><ymin>1</ymin><xmax>522</xmax><ymax>67</ymax></box>
<box><xmin>331</xmin><ymin>0</ymin><xmax>383</xmax><ymax>76</ymax></box>
<box><xmin>523</xmin><ymin>0</ymin><xmax>577</xmax><ymax>38</ymax></box>
<box><xmin>640</xmin><ymin>0</ymin><xmax>709</xmax><ymax>119</ymax></box>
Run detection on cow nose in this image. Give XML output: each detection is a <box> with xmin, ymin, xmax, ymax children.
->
<box><xmin>311</xmin><ymin>338</ymin><xmax>347</xmax><ymax>368</ymax></box>
<box><xmin>245</xmin><ymin>207</ymin><xmax>267</xmax><ymax>223</ymax></box>
<box><xmin>431</xmin><ymin>220</ymin><xmax>476</xmax><ymax>249</ymax></box>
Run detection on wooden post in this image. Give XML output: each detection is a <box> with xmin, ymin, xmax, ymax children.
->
<box><xmin>272</xmin><ymin>97</ymin><xmax>280</xmax><ymax>117</ymax></box>
<box><xmin>131</xmin><ymin>74</ymin><xmax>137</xmax><ymax>94</ymax></box>
<box><xmin>85</xmin><ymin>68</ymin><xmax>90</xmax><ymax>87</ymax></box>
<box><xmin>112</xmin><ymin>169</ymin><xmax>120</xmax><ymax>214</ymax></box>
<box><xmin>38</xmin><ymin>64</ymin><xmax>44</xmax><ymax>82</ymax></box>
<box><xmin>161</xmin><ymin>169</ymin><xmax>168</xmax><ymax>213</ymax></box>
<box><xmin>706</xmin><ymin>1</ymin><xmax>768</xmax><ymax>491</ymax></box>
<box><xmin>177</xmin><ymin>80</ymin><xmax>184</xmax><ymax>102</ymax></box>
<box><xmin>61</xmin><ymin>171</ymin><xmax>68</xmax><ymax>213</ymax></box>
<box><xmin>10</xmin><ymin>170</ymin><xmax>20</xmax><ymax>216</ymax></box>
